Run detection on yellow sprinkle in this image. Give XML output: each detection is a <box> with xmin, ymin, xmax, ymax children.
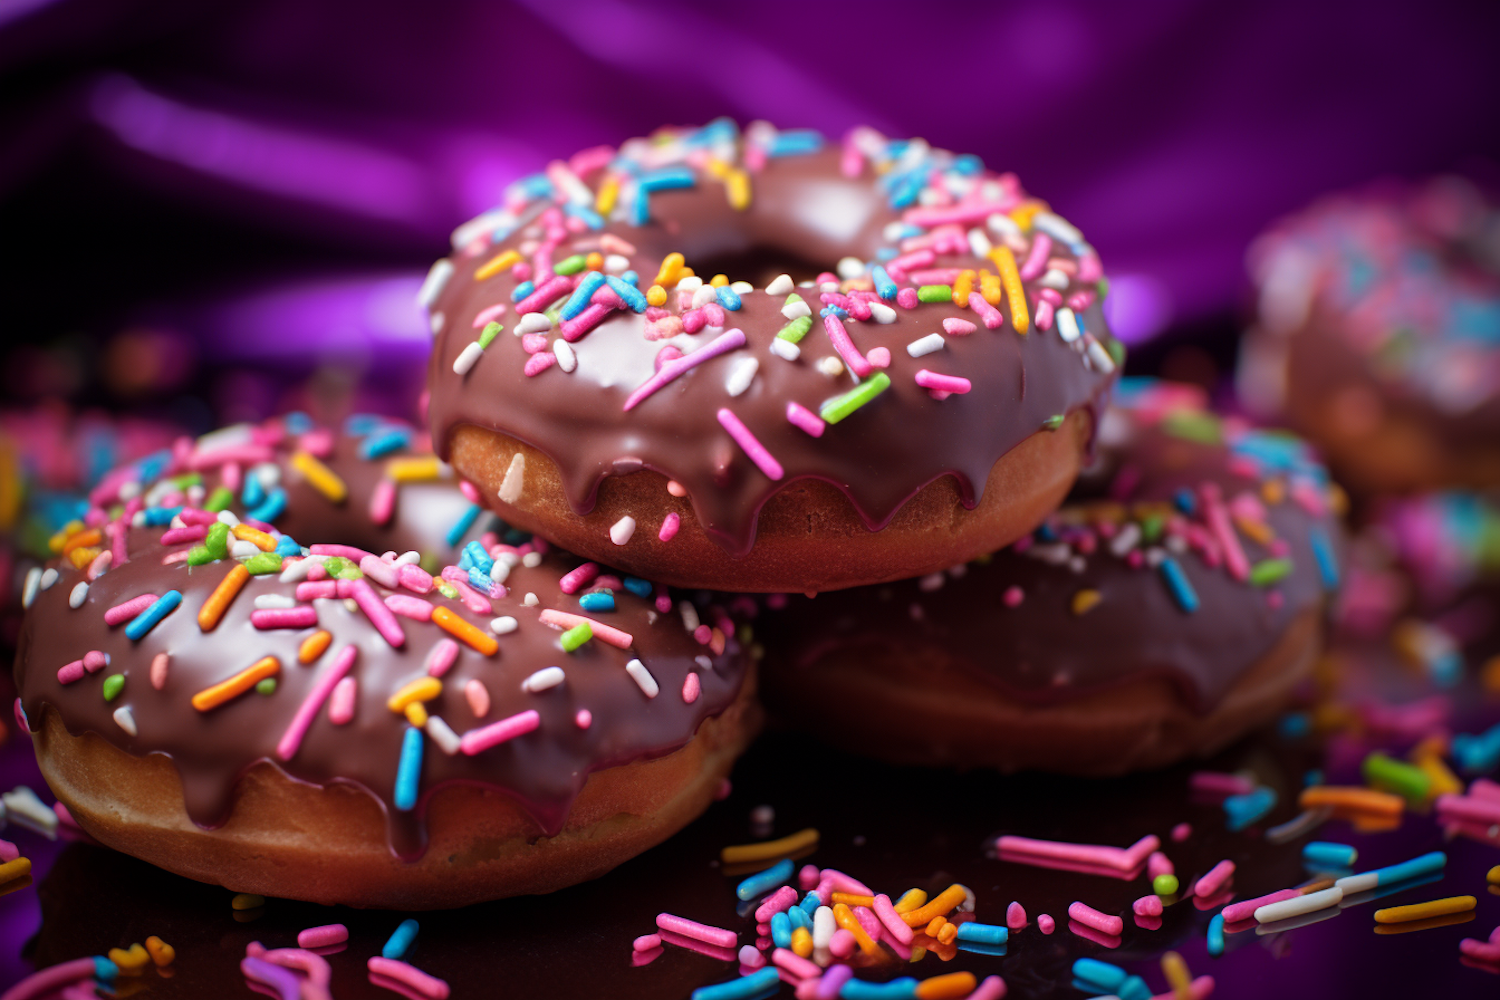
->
<box><xmin>830</xmin><ymin>892</ymin><xmax>874</xmax><ymax>908</ymax></box>
<box><xmin>710</xmin><ymin>274</ymin><xmax>729</xmax><ymax>288</ymax></box>
<box><xmin>388</xmin><ymin>676</ymin><xmax>442</xmax><ymax>713</ymax></box>
<box><xmin>1072</xmin><ymin>589</ymin><xmax>1102</xmax><ymax>615</ymax></box>
<box><xmin>1009</xmin><ymin>199</ymin><xmax>1049</xmax><ymax>230</ymax></box>
<box><xmin>231</xmin><ymin>523</ymin><xmax>277</xmax><ymax>551</ymax></box>
<box><xmin>952</xmin><ymin>269</ymin><xmax>975</xmax><ymax>307</ymax></box>
<box><xmin>291</xmin><ymin>450</ymin><xmax>348</xmax><ymax>504</ymax></box>
<box><xmin>893</xmin><ymin>888</ymin><xmax>928</xmax><ymax>913</ymax></box>
<box><xmin>978</xmin><ymin>269</ymin><xmax>1002</xmax><ymax>306</ymax></box>
<box><xmin>0</xmin><ymin>856</ymin><xmax>32</xmax><ymax>883</ymax></box>
<box><xmin>232</xmin><ymin>893</ymin><xmax>265</xmax><ymax>910</ymax></box>
<box><xmin>67</xmin><ymin>547</ymin><xmax>99</xmax><ymax>569</ymax></box>
<box><xmin>1373</xmin><ymin>895</ymin><xmax>1475</xmax><ymax>924</ymax></box>
<box><xmin>386</xmin><ymin>455</ymin><xmax>444</xmax><ymax>482</ymax></box>
<box><xmin>1488</xmin><ymin>866</ymin><xmax>1500</xmax><ymax>885</ymax></box>
<box><xmin>404</xmin><ymin>701</ymin><xmax>429</xmax><ymax>727</ymax></box>
<box><xmin>594</xmin><ymin>175</ymin><xmax>620</xmax><ymax>216</ymax></box>
<box><xmin>721</xmin><ymin>827</ymin><xmax>819</xmax><ymax>865</ymax></box>
<box><xmin>48</xmin><ymin>520</ymin><xmax>84</xmax><ymax>553</ymax></box>
<box><xmin>1412</xmin><ymin>752</ymin><xmax>1462</xmax><ymax>799</ymax></box>
<box><xmin>108</xmin><ymin>943</ymin><xmax>150</xmax><ymax>973</ymax></box>
<box><xmin>654</xmin><ymin>252</ymin><xmax>685</xmax><ymax>287</ymax></box>
<box><xmin>726</xmin><ymin>169</ymin><xmax>751</xmax><ymax>211</ymax></box>
<box><xmin>646</xmin><ymin>284</ymin><xmax>668</xmax><ymax>307</ymax></box>
<box><xmin>62</xmin><ymin>528</ymin><xmax>102</xmax><ymax>555</ymax></box>
<box><xmin>791</xmin><ymin>926</ymin><xmax>813</xmax><ymax>958</ymax></box>
<box><xmin>989</xmin><ymin>246</ymin><xmax>1029</xmax><ymax>334</ymax></box>
<box><xmin>1161</xmin><ymin>951</ymin><xmax>1192</xmax><ymax>1000</ymax></box>
<box><xmin>144</xmin><ymin>936</ymin><xmax>175</xmax><ymax>967</ymax></box>
<box><xmin>702</xmin><ymin>157</ymin><xmax>731</xmax><ymax>179</ymax></box>
<box><xmin>474</xmin><ymin>248</ymin><xmax>521</xmax><ymax>281</ymax></box>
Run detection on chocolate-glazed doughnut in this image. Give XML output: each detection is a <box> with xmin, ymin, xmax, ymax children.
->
<box><xmin>1239</xmin><ymin>176</ymin><xmax>1500</xmax><ymax>495</ymax></box>
<box><xmin>423</xmin><ymin>121</ymin><xmax>1122</xmax><ymax>592</ymax></box>
<box><xmin>757</xmin><ymin>380</ymin><xmax>1346</xmax><ymax>774</ymax></box>
<box><xmin>12</xmin><ymin>416</ymin><xmax>758</xmax><ymax>908</ymax></box>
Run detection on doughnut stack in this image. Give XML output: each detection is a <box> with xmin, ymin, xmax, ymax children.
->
<box><xmin>12</xmin><ymin>121</ymin><xmax>1348</xmax><ymax>909</ymax></box>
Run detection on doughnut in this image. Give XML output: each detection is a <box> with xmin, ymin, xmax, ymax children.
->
<box><xmin>1239</xmin><ymin>176</ymin><xmax>1500</xmax><ymax>494</ymax></box>
<box><xmin>757</xmin><ymin>380</ymin><xmax>1346</xmax><ymax>774</ymax></box>
<box><xmin>422</xmin><ymin>120</ymin><xmax>1122</xmax><ymax>592</ymax></box>
<box><xmin>13</xmin><ymin>414</ymin><xmax>758</xmax><ymax>908</ymax></box>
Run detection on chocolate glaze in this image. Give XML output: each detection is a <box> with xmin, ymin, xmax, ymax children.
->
<box><xmin>426</xmin><ymin>131</ymin><xmax>1119</xmax><ymax>557</ymax></box>
<box><xmin>758</xmin><ymin>382</ymin><xmax>1345</xmax><ymax>712</ymax></box>
<box><xmin>11</xmin><ymin>420</ymin><xmax>749</xmax><ymax>859</ymax></box>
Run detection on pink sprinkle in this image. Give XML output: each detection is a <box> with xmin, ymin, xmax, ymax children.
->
<box><xmin>438</xmin><ymin>569</ymin><xmax>492</xmax><ymax>614</ymax></box>
<box><xmin>328</xmin><ymin>676</ymin><xmax>357</xmax><ymax>725</ymax></box>
<box><xmin>1038</xmin><ymin>913</ymin><xmax>1055</xmax><ymax>934</ymax></box>
<box><xmin>359</xmin><ymin>555</ymin><xmax>400</xmax><ymax>589</ymax></box>
<box><xmin>1002</xmin><ymin>585</ymin><xmax>1024</xmax><ymax>607</ymax></box>
<box><xmin>655</xmin><ymin>913</ymin><xmax>736</xmax><ymax>949</ymax></box>
<box><xmin>82</xmin><ymin>650</ymin><xmax>108</xmax><ymax>673</ymax></box>
<box><xmin>105</xmin><ymin>594</ymin><xmax>158</xmax><ymax>626</ymax></box>
<box><xmin>828</xmin><ymin>929</ymin><xmax>855</xmax><ymax>958</ymax></box>
<box><xmin>717</xmin><ymin>409</ymin><xmax>784</xmax><ymax>481</ymax></box>
<box><xmin>773</xmin><ymin>948</ymin><xmax>820</xmax><ymax>980</ymax></box>
<box><xmin>310</xmin><ymin>544</ymin><xmax>373</xmax><ymax>562</ymax></box>
<box><xmin>873</xmin><ymin>894</ymin><xmax>914</xmax><ymax>944</ymax></box>
<box><xmin>1222</xmin><ymin>889</ymin><xmax>1299</xmax><ymax>923</ymax></box>
<box><xmin>559</xmin><ymin>562</ymin><xmax>600</xmax><ymax>594</ymax></box>
<box><xmin>798</xmin><ymin>865</ymin><xmax>820</xmax><ymax>890</ymax></box>
<box><xmin>965</xmin><ymin>976</ymin><xmax>1007</xmax><ymax>1000</ymax></box>
<box><xmin>575</xmin><ymin>709</ymin><xmax>592</xmax><ymax>729</ymax></box>
<box><xmin>915</xmin><ymin>369</ymin><xmax>971</xmax><ymax>394</ymax></box>
<box><xmin>159</xmin><ymin>526</ymin><xmax>207</xmax><ymax>545</ymax></box>
<box><xmin>465</xmin><ymin>679</ymin><xmax>490</xmax><ymax>718</ymax></box>
<box><xmin>297</xmin><ymin>581</ymin><xmax>338</xmax><ymax>601</ymax></box>
<box><xmin>633</xmin><ymin>934</ymin><xmax>661</xmax><ymax>952</ymax></box>
<box><xmin>387</xmin><ymin>594</ymin><xmax>435</xmax><ymax>622</ymax></box>
<box><xmin>1019</xmin><ymin>232</ymin><xmax>1053</xmax><ymax>281</ymax></box>
<box><xmin>276</xmin><ymin>646</ymin><xmax>356</xmax><ymax>761</ymax></box>
<box><xmin>369</xmin><ymin>478</ymin><xmax>397</xmax><ymax>526</ymax></box>
<box><xmin>658</xmin><ymin>512</ymin><xmax>680</xmax><ymax>542</ymax></box>
<box><xmin>1068</xmin><ymin>901</ymin><xmax>1123</xmax><ymax>936</ymax></box>
<box><xmin>561</xmin><ymin>302</ymin><xmax>615</xmax><ymax>342</ymax></box>
<box><xmin>942</xmin><ymin>317</ymin><xmax>977</xmax><ymax>335</ymax></box>
<box><xmin>624</xmin><ymin>329</ymin><xmax>747</xmax><ymax>411</ymax></box>
<box><xmin>1172</xmin><ymin>823</ymin><xmax>1192</xmax><ymax>841</ymax></box>
<box><xmin>460</xmin><ymin>709</ymin><xmax>540</xmax><ymax>755</ymax></box>
<box><xmin>682</xmin><ymin>672</ymin><xmax>701</xmax><ymax>704</ymax></box>
<box><xmin>896</xmin><ymin>286</ymin><xmax>919</xmax><ymax>309</ymax></box>
<box><xmin>150</xmin><ymin>653</ymin><xmax>169</xmax><ymax>690</ymax></box>
<box><xmin>738</xmin><ymin>945</ymin><xmax>765</xmax><ymax>969</ymax></box>
<box><xmin>425</xmin><ymin>638</ymin><xmax>459</xmax><ymax>676</ymax></box>
<box><xmin>755</xmin><ymin>886</ymin><xmax>799</xmax><ymax>923</ymax></box>
<box><xmin>0</xmin><ymin>839</ymin><xmax>17</xmax><ymax>862</ymax></box>
<box><xmin>251</xmin><ymin>606</ymin><xmax>318</xmax><ymax>630</ymax></box>
<box><xmin>1147</xmin><ymin>851</ymin><xmax>1174</xmax><ymax>880</ymax></box>
<box><xmin>1192</xmin><ymin>859</ymin><xmax>1236</xmax><ymax>898</ymax></box>
<box><xmin>521</xmin><ymin>332</ymin><xmax>548</xmax><ymax>354</ymax></box>
<box><xmin>822</xmin><ymin>313</ymin><xmax>873</xmax><ymax>377</ymax></box>
<box><xmin>1132</xmin><ymin>894</ymin><xmax>1164</xmax><ymax>917</ymax></box>
<box><xmin>57</xmin><ymin>660</ymin><xmax>86</xmax><ymax>685</ymax></box>
<box><xmin>397</xmin><ymin>563</ymin><xmax>433</xmax><ymax>594</ymax></box>
<box><xmin>903</xmin><ymin>203</ymin><xmax>1013</xmax><ymax>228</ymax></box>
<box><xmin>515</xmin><ymin>274</ymin><xmax>573</xmax><ymax>315</ymax></box>
<box><xmin>822</xmin><ymin>870</ymin><xmax>873</xmax><ymax>895</ymax></box>
<box><xmin>538</xmin><ymin>608</ymin><xmax>634</xmax><ymax>649</ymax></box>
<box><xmin>473</xmin><ymin>302</ymin><xmax>507</xmax><ymax>328</ymax></box>
<box><xmin>1191</xmin><ymin>771</ymin><xmax>1256</xmax><ymax>797</ymax></box>
<box><xmin>1006</xmin><ymin>901</ymin><xmax>1027</xmax><ymax>929</ymax></box>
<box><xmin>367</xmin><ymin>957</ymin><xmax>449</xmax><ymax>1000</ymax></box>
<box><xmin>524</xmin><ymin>351</ymin><xmax>557</xmax><ymax>377</ymax></box>
<box><xmin>86</xmin><ymin>550</ymin><xmax>112</xmax><ymax>581</ymax></box>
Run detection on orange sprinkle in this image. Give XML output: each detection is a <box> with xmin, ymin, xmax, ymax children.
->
<box><xmin>67</xmin><ymin>547</ymin><xmax>99</xmax><ymax>569</ymax></box>
<box><xmin>988</xmin><ymin>246</ymin><xmax>1029</xmax><ymax>334</ymax></box>
<box><xmin>832</xmin><ymin>903</ymin><xmax>881</xmax><ymax>956</ymax></box>
<box><xmin>978</xmin><ymin>269</ymin><xmax>1002</xmax><ymax>306</ymax></box>
<box><xmin>62</xmin><ymin>528</ymin><xmax>102</xmax><ymax>555</ymax></box>
<box><xmin>197</xmin><ymin>564</ymin><xmax>250</xmax><ymax>631</ymax></box>
<box><xmin>902</xmin><ymin>884</ymin><xmax>970</xmax><ymax>927</ymax></box>
<box><xmin>1234</xmin><ymin>514</ymin><xmax>1274</xmax><ymax>546</ymax></box>
<box><xmin>916</xmin><ymin>972</ymin><xmax>975</xmax><ymax>1000</ymax></box>
<box><xmin>474</xmin><ymin>248</ymin><xmax>521</xmax><ymax>282</ymax></box>
<box><xmin>936</xmin><ymin>923</ymin><xmax>957</xmax><ymax>945</ymax></box>
<box><xmin>48</xmin><ymin>520</ymin><xmax>84</xmax><ymax>553</ymax></box>
<box><xmin>1482</xmin><ymin>654</ymin><xmax>1500</xmax><ymax>694</ymax></box>
<box><xmin>191</xmin><ymin>657</ymin><xmax>280</xmax><ymax>712</ymax></box>
<box><xmin>298</xmin><ymin>630</ymin><xmax>332</xmax><ymax>664</ymax></box>
<box><xmin>1299</xmin><ymin>785</ymin><xmax>1404</xmax><ymax>817</ymax></box>
<box><xmin>1261</xmin><ymin>479</ymin><xmax>1286</xmax><ymax>505</ymax></box>
<box><xmin>925</xmin><ymin>916</ymin><xmax>947</xmax><ymax>937</ymax></box>
<box><xmin>951</xmin><ymin>269</ymin><xmax>975</xmax><ymax>307</ymax></box>
<box><xmin>230</xmin><ymin>524</ymin><xmax>276</xmax><ymax>551</ymax></box>
<box><xmin>831</xmin><ymin>892</ymin><xmax>874</xmax><ymax>908</ymax></box>
<box><xmin>431</xmin><ymin>606</ymin><xmax>498</xmax><ymax>656</ymax></box>
<box><xmin>584</xmin><ymin>251</ymin><xmax>604</xmax><ymax>272</ymax></box>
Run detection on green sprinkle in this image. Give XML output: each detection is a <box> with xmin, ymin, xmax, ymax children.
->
<box><xmin>205</xmin><ymin>522</ymin><xmax>230</xmax><ymax>559</ymax></box>
<box><xmin>1042</xmin><ymin>414</ymin><xmax>1065</xmax><ymax>431</ymax></box>
<box><xmin>543</xmin><ymin>305</ymin><xmax>563</xmax><ymax>326</ymax></box>
<box><xmin>917</xmin><ymin>284</ymin><xmax>952</xmax><ymax>303</ymax></box>
<box><xmin>205</xmin><ymin>486</ymin><xmax>234</xmax><ymax>513</ymax></box>
<box><xmin>420</xmin><ymin>552</ymin><xmax>442</xmax><ymax>575</ymax></box>
<box><xmin>560</xmin><ymin>622</ymin><xmax>593</xmax><ymax>652</ymax></box>
<box><xmin>784</xmin><ymin>292</ymin><xmax>804</xmax><ymax>306</ymax></box>
<box><xmin>1141</xmin><ymin>515</ymin><xmax>1165</xmax><ymax>544</ymax></box>
<box><xmin>187</xmin><ymin>545</ymin><xmax>215</xmax><ymax>566</ymax></box>
<box><xmin>170</xmin><ymin>472</ymin><xmax>203</xmax><ymax>489</ymax></box>
<box><xmin>321</xmin><ymin>556</ymin><xmax>350</xmax><ymax>577</ymax></box>
<box><xmin>819</xmin><ymin>372</ymin><xmax>892</xmax><ymax>424</ymax></box>
<box><xmin>1249</xmin><ymin>558</ymin><xmax>1293</xmax><ymax>587</ymax></box>
<box><xmin>335</xmin><ymin>563</ymin><xmax>363</xmax><ymax>580</ymax></box>
<box><xmin>1361</xmin><ymin>752</ymin><xmax>1430</xmax><ymax>802</ymax></box>
<box><xmin>1162</xmin><ymin>410</ymin><xmax>1222</xmax><ymax>445</ymax></box>
<box><xmin>777</xmin><ymin>315</ymin><xmax>813</xmax><ymax>343</ymax></box>
<box><xmin>478</xmin><ymin>321</ymin><xmax>503</xmax><ymax>348</ymax></box>
<box><xmin>102</xmin><ymin>674</ymin><xmax>124</xmax><ymax>702</ymax></box>
<box><xmin>1097</xmin><ymin>276</ymin><xmax>1110</xmax><ymax>299</ymax></box>
<box><xmin>244</xmin><ymin>552</ymin><xmax>283</xmax><ymax>576</ymax></box>
<box><xmin>435</xmin><ymin>581</ymin><xmax>459</xmax><ymax>600</ymax></box>
<box><xmin>1153</xmin><ymin>873</ymin><xmax>1179</xmax><ymax>896</ymax></box>
<box><xmin>255</xmin><ymin>678</ymin><xmax>277</xmax><ymax>695</ymax></box>
<box><xmin>1106</xmin><ymin>337</ymin><xmax>1127</xmax><ymax>367</ymax></box>
<box><xmin>554</xmin><ymin>255</ymin><xmax>587</xmax><ymax>276</ymax></box>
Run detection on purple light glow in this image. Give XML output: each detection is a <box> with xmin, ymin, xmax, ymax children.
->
<box><xmin>1104</xmin><ymin>273</ymin><xmax>1174</xmax><ymax>344</ymax></box>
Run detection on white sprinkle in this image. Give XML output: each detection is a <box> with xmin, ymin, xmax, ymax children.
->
<box><xmin>676</xmin><ymin>275</ymin><xmax>704</xmax><ymax>292</ymax></box>
<box><xmin>187</xmin><ymin>484</ymin><xmax>205</xmax><ymax>504</ymax></box>
<box><xmin>819</xmin><ymin>280</ymin><xmax>840</xmax><ymax>292</ymax></box>
<box><xmin>816</xmin><ymin>356</ymin><xmax>845</xmax><ymax>378</ymax></box>
<box><xmin>517</xmin><ymin>312</ymin><xmax>553</xmax><ymax>334</ymax></box>
<box><xmin>1057</xmin><ymin>307</ymin><xmax>1081</xmax><ymax>343</ymax></box>
<box><xmin>751</xmin><ymin>804</ymin><xmax>775</xmax><ymax>826</ymax></box>
<box><xmin>279</xmin><ymin>555</ymin><xmax>325</xmax><ymax>583</ymax></box>
<box><xmin>521</xmin><ymin>666</ymin><xmax>566</xmax><ymax>693</ymax></box>
<box><xmin>692</xmin><ymin>285</ymin><xmax>718</xmax><ymax>308</ymax></box>
<box><xmin>730</xmin><ymin>280</ymin><xmax>754</xmax><ymax>295</ymax></box>
<box><xmin>344</xmin><ymin>598</ymin><xmax>360</xmax><ymax>613</ymax></box>
<box><xmin>554</xmin><ymin>339</ymin><xmax>577</xmax><ymax>373</ymax></box>
<box><xmin>695</xmin><ymin>655</ymin><xmax>713</xmax><ymax>670</ymax></box>
<box><xmin>836</xmin><ymin>256</ymin><xmax>865</xmax><ymax>279</ymax></box>
<box><xmin>987</xmin><ymin>213</ymin><xmax>1021</xmax><ymax>239</ymax></box>
<box><xmin>22</xmin><ymin>568</ymin><xmax>41</xmax><ymax>609</ymax></box>
<box><xmin>882</xmin><ymin>221</ymin><xmax>908</xmax><ymax>242</ymax></box>
<box><xmin>814</xmin><ymin>906</ymin><xmax>836</xmax><ymax>949</ymax></box>
<box><xmin>1086</xmin><ymin>335</ymin><xmax>1117</xmax><ymax>374</ymax></box>
<box><xmin>489</xmin><ymin>560</ymin><xmax>511</xmax><ymax>585</ymax></box>
<box><xmin>1166</xmin><ymin>533</ymin><xmax>1188</xmax><ymax>555</ymax></box>
<box><xmin>1144</xmin><ymin>546</ymin><xmax>1167</xmax><ymax>568</ymax></box>
<box><xmin>868</xmin><ymin>302</ymin><xmax>898</xmax><ymax>324</ymax></box>
<box><xmin>679</xmin><ymin>601</ymin><xmax>700</xmax><ymax>633</ymax></box>
<box><xmin>1038</xmin><ymin>268</ymin><xmax>1069</xmax><ymax>291</ymax></box>
<box><xmin>1109</xmin><ymin>522</ymin><xmax>1141</xmax><ymax>557</ymax></box>
<box><xmin>604</xmin><ymin>253</ymin><xmax>631</xmax><ymax>274</ymax></box>
<box><xmin>40</xmin><ymin>567</ymin><xmax>59</xmax><ymax>591</ymax></box>
<box><xmin>254</xmin><ymin>594</ymin><xmax>297</xmax><ymax>609</ymax></box>
<box><xmin>769</xmin><ymin>338</ymin><xmax>800</xmax><ymax>361</ymax></box>
<box><xmin>1068</xmin><ymin>555</ymin><xmax>1086</xmax><ymax>573</ymax></box>
<box><xmin>521</xmin><ymin>552</ymin><xmax>542</xmax><ymax>568</ymax></box>
<box><xmin>523</xmin><ymin>592</ymin><xmax>539</xmax><ymax>606</ymax></box>
<box><xmin>491</xmin><ymin>616</ymin><xmax>518</xmax><ymax>634</ymax></box>
<box><xmin>918</xmin><ymin>572</ymin><xmax>945</xmax><ymax>592</ymax></box>
<box><xmin>252</xmin><ymin>462</ymin><xmax>281</xmax><ymax>487</ymax></box>
<box><xmin>113</xmin><ymin>705</ymin><xmax>138</xmax><ymax>737</ymax></box>
<box><xmin>1028</xmin><ymin>543</ymin><xmax>1072</xmax><ymax>565</ymax></box>
<box><xmin>907</xmin><ymin>333</ymin><xmax>945</xmax><ymax>358</ymax></box>
<box><xmin>118</xmin><ymin>480</ymin><xmax>141</xmax><ymax>500</ymax></box>
<box><xmin>626</xmin><ymin>658</ymin><xmax>660</xmax><ymax>698</ymax></box>
<box><xmin>967</xmin><ymin>227</ymin><xmax>994</xmax><ymax>258</ymax></box>
<box><xmin>765</xmin><ymin>273</ymin><xmax>795</xmax><ymax>296</ymax></box>
<box><xmin>395</xmin><ymin>551</ymin><xmax>421</xmax><ymax>566</ymax></box>
<box><xmin>948</xmin><ymin>564</ymin><xmax>967</xmax><ymax>579</ymax></box>
<box><xmin>194</xmin><ymin>422</ymin><xmax>255</xmax><ymax>453</ymax></box>
<box><xmin>169</xmin><ymin>515</ymin><xmax>186</xmax><ymax>529</ymax></box>
<box><xmin>217</xmin><ymin>510</ymin><xmax>240</xmax><ymax>526</ymax></box>
<box><xmin>417</xmin><ymin>258</ymin><xmax>454</xmax><ymax>310</ymax></box>
<box><xmin>781</xmin><ymin>297</ymin><xmax>812</xmax><ymax>321</ymax></box>
<box><xmin>496</xmin><ymin>551</ymin><xmax>520</xmax><ymax>569</ymax></box>
<box><xmin>610</xmin><ymin>516</ymin><xmax>637</xmax><ymax>546</ymax></box>
<box><xmin>429</xmin><ymin>311</ymin><xmax>445</xmax><ymax>334</ymax></box>
<box><xmin>230</xmin><ymin>540</ymin><xmax>261</xmax><ymax>559</ymax></box>
<box><xmin>3</xmin><ymin>786</ymin><xmax>57</xmax><ymax>838</ymax></box>
<box><xmin>453</xmin><ymin>342</ymin><xmax>484</xmax><ymax>376</ymax></box>
<box><xmin>726</xmin><ymin>357</ymin><xmax>759</xmax><ymax>396</ymax></box>
<box><xmin>498</xmin><ymin>452</ymin><xmax>526</xmax><ymax>504</ymax></box>
<box><xmin>1032</xmin><ymin>211</ymin><xmax>1083</xmax><ymax>245</ymax></box>
<box><xmin>425</xmin><ymin>716</ymin><xmax>462</xmax><ymax>755</ymax></box>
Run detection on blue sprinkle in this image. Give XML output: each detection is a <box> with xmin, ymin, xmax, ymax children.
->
<box><xmin>1207</xmin><ymin>913</ymin><xmax>1225</xmax><ymax>956</ymax></box>
<box><xmin>1073</xmin><ymin>958</ymin><xmax>1127</xmax><ymax>991</ymax></box>
<box><xmin>605</xmin><ymin>274</ymin><xmax>648</xmax><ymax>313</ymax></box>
<box><xmin>92</xmin><ymin>956</ymin><xmax>119</xmax><ymax>982</ymax></box>
<box><xmin>579</xmin><ymin>591</ymin><xmax>615</xmax><ymax>612</ymax></box>
<box><xmin>888</xmin><ymin>171</ymin><xmax>925</xmax><ymax>209</ymax></box>
<box><xmin>564</xmin><ymin>202</ymin><xmax>604</xmax><ymax>230</ymax></box>
<box><xmin>283</xmin><ymin>411</ymin><xmax>314</xmax><ymax>434</ymax></box>
<box><xmin>622</xmin><ymin>577</ymin><xmax>653</xmax><ymax>598</ymax></box>
<box><xmin>769</xmin><ymin>910</ymin><xmax>792</xmax><ymax>948</ymax></box>
<box><xmin>638</xmin><ymin>166</ymin><xmax>696</xmax><ymax>193</ymax></box>
<box><xmin>394</xmin><ymin>726</ymin><xmax>423</xmax><ymax>811</ymax></box>
<box><xmin>871</xmin><ymin>265</ymin><xmax>898</xmax><ymax>300</ymax></box>
<box><xmin>136</xmin><ymin>449</ymin><xmax>171</xmax><ymax>483</ymax></box>
<box><xmin>819</xmin><ymin>305</ymin><xmax>848</xmax><ymax>319</ymax></box>
<box><xmin>241</xmin><ymin>475</ymin><xmax>266</xmax><ymax>509</ymax></box>
<box><xmin>691</xmin><ymin>967</ymin><xmax>780</xmax><ymax>1000</ymax></box>
<box><xmin>143</xmin><ymin>505</ymin><xmax>183</xmax><ymax>527</ymax></box>
<box><xmin>562</xmin><ymin>271</ymin><xmax>607</xmax><ymax>320</ymax></box>
<box><xmin>1310</xmin><ymin>527</ymin><xmax>1339</xmax><ymax>589</ymax></box>
<box><xmin>248</xmin><ymin>488</ymin><xmax>287</xmax><ymax>524</ymax></box>
<box><xmin>462</xmin><ymin>541</ymin><xmax>494</xmax><ymax>575</ymax></box>
<box><xmin>630</xmin><ymin>190</ymin><xmax>652</xmax><ymax>227</ymax></box>
<box><xmin>839</xmin><ymin>979</ymin><xmax>918</xmax><ymax>1000</ymax></box>
<box><xmin>1034</xmin><ymin>522</ymin><xmax>1058</xmax><ymax>543</ymax></box>
<box><xmin>952</xmin><ymin>153</ymin><xmax>984</xmax><ymax>175</ymax></box>
<box><xmin>715</xmin><ymin>284</ymin><xmax>742</xmax><ymax>311</ymax></box>
<box><xmin>735</xmin><ymin>857</ymin><xmax>793</xmax><ymax>901</ymax></box>
<box><xmin>446</xmin><ymin>504</ymin><xmax>482</xmax><ymax>547</ymax></box>
<box><xmin>1304</xmin><ymin>769</ymin><xmax>1323</xmax><ymax>787</ymax></box>
<box><xmin>1224</xmin><ymin>786</ymin><xmax>1277</xmax><ymax>831</ymax></box>
<box><xmin>1278</xmin><ymin>712</ymin><xmax>1312</xmax><ymax>738</ymax></box>
<box><xmin>358</xmin><ymin>428</ymin><xmax>411</xmax><ymax>460</ymax></box>
<box><xmin>275</xmin><ymin>535</ymin><xmax>301</xmax><ymax>557</ymax></box>
<box><xmin>876</xmin><ymin>247</ymin><xmax>899</xmax><ymax>260</ymax></box>
<box><xmin>126</xmin><ymin>591</ymin><xmax>182</xmax><ymax>641</ymax></box>
<box><xmin>1158</xmin><ymin>556</ymin><xmax>1200</xmax><ymax>613</ymax></box>
<box><xmin>508</xmin><ymin>173</ymin><xmax>552</xmax><ymax>202</ymax></box>
<box><xmin>468</xmin><ymin>567</ymin><xmax>496</xmax><ymax>594</ymax></box>
<box><xmin>382</xmin><ymin>918</ymin><xmax>419</xmax><ymax>960</ymax></box>
<box><xmin>1174</xmin><ymin>488</ymin><xmax>1196</xmax><ymax>514</ymax></box>
<box><xmin>1119</xmin><ymin>976</ymin><xmax>1152</xmax><ymax>1000</ymax></box>
<box><xmin>801</xmin><ymin>891</ymin><xmax>822</xmax><ymax>913</ymax></box>
<box><xmin>621</xmin><ymin>270</ymin><xmax>639</xmax><ymax>288</ymax></box>
<box><xmin>1303</xmin><ymin>841</ymin><xmax>1358</xmax><ymax>869</ymax></box>
<box><xmin>787</xmin><ymin>905</ymin><xmax>811</xmax><ymax>930</ymax></box>
<box><xmin>767</xmin><ymin>129</ymin><xmax>824</xmax><ymax>157</ymax></box>
<box><xmin>511</xmin><ymin>280</ymin><xmax>536</xmax><ymax>303</ymax></box>
<box><xmin>954</xmin><ymin>922</ymin><xmax>1007</xmax><ymax>945</ymax></box>
<box><xmin>344</xmin><ymin>413</ymin><xmax>383</xmax><ymax>435</ymax></box>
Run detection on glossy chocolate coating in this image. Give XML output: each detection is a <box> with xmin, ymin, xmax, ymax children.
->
<box><xmin>427</xmin><ymin>137</ymin><xmax>1119</xmax><ymax>556</ymax></box>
